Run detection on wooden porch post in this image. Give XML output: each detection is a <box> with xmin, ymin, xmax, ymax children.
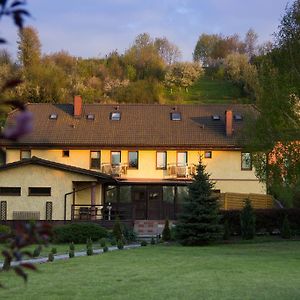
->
<box><xmin>91</xmin><ymin>183</ymin><xmax>96</xmax><ymax>220</ymax></box>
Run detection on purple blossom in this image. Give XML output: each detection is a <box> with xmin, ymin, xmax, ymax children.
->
<box><xmin>3</xmin><ymin>110</ymin><xmax>33</xmax><ymax>140</ymax></box>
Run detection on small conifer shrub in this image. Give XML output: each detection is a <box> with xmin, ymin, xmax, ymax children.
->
<box><xmin>113</xmin><ymin>217</ymin><xmax>123</xmax><ymax>242</ymax></box>
<box><xmin>69</xmin><ymin>249</ymin><xmax>75</xmax><ymax>258</ymax></box>
<box><xmin>100</xmin><ymin>238</ymin><xmax>106</xmax><ymax>247</ymax></box>
<box><xmin>69</xmin><ymin>242</ymin><xmax>75</xmax><ymax>251</ymax></box>
<box><xmin>150</xmin><ymin>236</ymin><xmax>156</xmax><ymax>245</ymax></box>
<box><xmin>51</xmin><ymin>247</ymin><xmax>57</xmax><ymax>254</ymax></box>
<box><xmin>240</xmin><ymin>199</ymin><xmax>256</xmax><ymax>239</ymax></box>
<box><xmin>86</xmin><ymin>237</ymin><xmax>93</xmax><ymax>256</ymax></box>
<box><xmin>48</xmin><ymin>252</ymin><xmax>54</xmax><ymax>262</ymax></box>
<box><xmin>141</xmin><ymin>240</ymin><xmax>148</xmax><ymax>246</ymax></box>
<box><xmin>110</xmin><ymin>237</ymin><xmax>117</xmax><ymax>246</ymax></box>
<box><xmin>162</xmin><ymin>219</ymin><xmax>171</xmax><ymax>241</ymax></box>
<box><xmin>103</xmin><ymin>246</ymin><xmax>109</xmax><ymax>253</ymax></box>
<box><xmin>117</xmin><ymin>240</ymin><xmax>124</xmax><ymax>250</ymax></box>
<box><xmin>33</xmin><ymin>246</ymin><xmax>41</xmax><ymax>258</ymax></box>
<box><xmin>281</xmin><ymin>215</ymin><xmax>291</xmax><ymax>239</ymax></box>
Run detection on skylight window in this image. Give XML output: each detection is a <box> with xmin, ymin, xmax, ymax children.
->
<box><xmin>170</xmin><ymin>112</ymin><xmax>181</xmax><ymax>121</ymax></box>
<box><xmin>234</xmin><ymin>114</ymin><xmax>243</xmax><ymax>121</ymax></box>
<box><xmin>110</xmin><ymin>112</ymin><xmax>121</xmax><ymax>121</ymax></box>
<box><xmin>49</xmin><ymin>113</ymin><xmax>58</xmax><ymax>120</ymax></box>
<box><xmin>86</xmin><ymin>113</ymin><xmax>95</xmax><ymax>120</ymax></box>
<box><xmin>212</xmin><ymin>115</ymin><xmax>220</xmax><ymax>120</ymax></box>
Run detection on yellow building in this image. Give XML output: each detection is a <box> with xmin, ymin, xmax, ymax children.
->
<box><xmin>0</xmin><ymin>96</ymin><xmax>270</xmax><ymax>224</ymax></box>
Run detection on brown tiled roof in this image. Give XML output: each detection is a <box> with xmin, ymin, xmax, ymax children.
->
<box><xmin>4</xmin><ymin>103</ymin><xmax>258</xmax><ymax>149</ymax></box>
<box><xmin>0</xmin><ymin>156</ymin><xmax>116</xmax><ymax>183</ymax></box>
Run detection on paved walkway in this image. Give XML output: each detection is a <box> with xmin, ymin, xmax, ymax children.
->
<box><xmin>0</xmin><ymin>244</ymin><xmax>141</xmax><ymax>268</ymax></box>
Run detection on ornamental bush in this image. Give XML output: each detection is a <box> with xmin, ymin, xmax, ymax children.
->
<box><xmin>48</xmin><ymin>252</ymin><xmax>54</xmax><ymax>262</ymax></box>
<box><xmin>240</xmin><ymin>199</ymin><xmax>256</xmax><ymax>240</ymax></box>
<box><xmin>53</xmin><ymin>223</ymin><xmax>107</xmax><ymax>243</ymax></box>
<box><xmin>140</xmin><ymin>240</ymin><xmax>148</xmax><ymax>246</ymax></box>
<box><xmin>86</xmin><ymin>237</ymin><xmax>93</xmax><ymax>256</ymax></box>
<box><xmin>51</xmin><ymin>247</ymin><xmax>57</xmax><ymax>254</ymax></box>
<box><xmin>103</xmin><ymin>246</ymin><xmax>109</xmax><ymax>253</ymax></box>
<box><xmin>69</xmin><ymin>249</ymin><xmax>75</xmax><ymax>258</ymax></box>
<box><xmin>112</xmin><ymin>218</ymin><xmax>123</xmax><ymax>242</ymax></box>
<box><xmin>117</xmin><ymin>240</ymin><xmax>124</xmax><ymax>250</ymax></box>
<box><xmin>100</xmin><ymin>238</ymin><xmax>106</xmax><ymax>247</ymax></box>
<box><xmin>33</xmin><ymin>246</ymin><xmax>41</xmax><ymax>258</ymax></box>
<box><xmin>162</xmin><ymin>219</ymin><xmax>171</xmax><ymax>241</ymax></box>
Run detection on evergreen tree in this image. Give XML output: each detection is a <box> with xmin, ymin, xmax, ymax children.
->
<box><xmin>240</xmin><ymin>199</ymin><xmax>256</xmax><ymax>239</ymax></box>
<box><xmin>175</xmin><ymin>160</ymin><xmax>223</xmax><ymax>246</ymax></box>
<box><xmin>162</xmin><ymin>219</ymin><xmax>171</xmax><ymax>241</ymax></box>
<box><xmin>112</xmin><ymin>217</ymin><xmax>123</xmax><ymax>242</ymax></box>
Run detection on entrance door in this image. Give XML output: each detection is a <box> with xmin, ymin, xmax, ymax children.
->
<box><xmin>147</xmin><ymin>186</ymin><xmax>162</xmax><ymax>219</ymax></box>
<box><xmin>132</xmin><ymin>186</ymin><xmax>163</xmax><ymax>219</ymax></box>
<box><xmin>132</xmin><ymin>187</ymin><xmax>147</xmax><ymax>219</ymax></box>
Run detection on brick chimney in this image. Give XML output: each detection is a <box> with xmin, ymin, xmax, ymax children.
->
<box><xmin>74</xmin><ymin>95</ymin><xmax>82</xmax><ymax>118</ymax></box>
<box><xmin>225</xmin><ymin>110</ymin><xmax>233</xmax><ymax>136</ymax></box>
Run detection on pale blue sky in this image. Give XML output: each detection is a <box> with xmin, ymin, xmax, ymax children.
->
<box><xmin>2</xmin><ymin>0</ymin><xmax>288</xmax><ymax>60</ymax></box>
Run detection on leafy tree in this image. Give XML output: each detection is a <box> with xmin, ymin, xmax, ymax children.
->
<box><xmin>244</xmin><ymin>28</ymin><xmax>258</xmax><ymax>59</ymax></box>
<box><xmin>154</xmin><ymin>37</ymin><xmax>181</xmax><ymax>65</ymax></box>
<box><xmin>17</xmin><ymin>26</ymin><xmax>41</xmax><ymax>68</ymax></box>
<box><xmin>164</xmin><ymin>62</ymin><xmax>203</xmax><ymax>93</ymax></box>
<box><xmin>175</xmin><ymin>160</ymin><xmax>223</xmax><ymax>246</ymax></box>
<box><xmin>240</xmin><ymin>199</ymin><xmax>256</xmax><ymax>239</ymax></box>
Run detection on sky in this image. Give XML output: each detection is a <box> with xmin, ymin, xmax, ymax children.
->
<box><xmin>2</xmin><ymin>0</ymin><xmax>289</xmax><ymax>61</ymax></box>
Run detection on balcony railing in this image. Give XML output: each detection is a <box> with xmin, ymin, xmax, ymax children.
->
<box><xmin>167</xmin><ymin>164</ymin><xmax>196</xmax><ymax>178</ymax></box>
<box><xmin>101</xmin><ymin>163</ymin><xmax>127</xmax><ymax>177</ymax></box>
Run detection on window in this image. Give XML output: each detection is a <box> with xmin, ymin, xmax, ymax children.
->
<box><xmin>234</xmin><ymin>114</ymin><xmax>243</xmax><ymax>121</ymax></box>
<box><xmin>28</xmin><ymin>187</ymin><xmax>51</xmax><ymax>196</ymax></box>
<box><xmin>204</xmin><ymin>151</ymin><xmax>212</xmax><ymax>159</ymax></box>
<box><xmin>86</xmin><ymin>113</ymin><xmax>95</xmax><ymax>120</ymax></box>
<box><xmin>212</xmin><ymin>115</ymin><xmax>220</xmax><ymax>120</ymax></box>
<box><xmin>49</xmin><ymin>113</ymin><xmax>58</xmax><ymax>120</ymax></box>
<box><xmin>111</xmin><ymin>151</ymin><xmax>121</xmax><ymax>166</ymax></box>
<box><xmin>170</xmin><ymin>112</ymin><xmax>181</xmax><ymax>121</ymax></box>
<box><xmin>90</xmin><ymin>151</ymin><xmax>101</xmax><ymax>169</ymax></box>
<box><xmin>20</xmin><ymin>150</ymin><xmax>31</xmax><ymax>160</ymax></box>
<box><xmin>128</xmin><ymin>151</ymin><xmax>138</xmax><ymax>169</ymax></box>
<box><xmin>241</xmin><ymin>152</ymin><xmax>252</xmax><ymax>170</ymax></box>
<box><xmin>110</xmin><ymin>112</ymin><xmax>121</xmax><ymax>121</ymax></box>
<box><xmin>177</xmin><ymin>152</ymin><xmax>187</xmax><ymax>166</ymax></box>
<box><xmin>0</xmin><ymin>187</ymin><xmax>21</xmax><ymax>196</ymax></box>
<box><xmin>62</xmin><ymin>150</ymin><xmax>70</xmax><ymax>157</ymax></box>
<box><xmin>156</xmin><ymin>151</ymin><xmax>167</xmax><ymax>169</ymax></box>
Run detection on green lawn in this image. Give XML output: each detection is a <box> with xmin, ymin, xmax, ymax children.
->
<box><xmin>1</xmin><ymin>241</ymin><xmax>300</xmax><ymax>299</ymax></box>
<box><xmin>165</xmin><ymin>76</ymin><xmax>251</xmax><ymax>104</ymax></box>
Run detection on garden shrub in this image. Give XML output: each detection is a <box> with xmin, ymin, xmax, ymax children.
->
<box><xmin>162</xmin><ymin>219</ymin><xmax>171</xmax><ymax>241</ymax></box>
<box><xmin>281</xmin><ymin>215</ymin><xmax>291</xmax><ymax>239</ymax></box>
<box><xmin>69</xmin><ymin>249</ymin><xmax>75</xmax><ymax>258</ymax></box>
<box><xmin>69</xmin><ymin>242</ymin><xmax>75</xmax><ymax>251</ymax></box>
<box><xmin>113</xmin><ymin>218</ymin><xmax>123</xmax><ymax>242</ymax></box>
<box><xmin>0</xmin><ymin>224</ymin><xmax>11</xmax><ymax>236</ymax></box>
<box><xmin>110</xmin><ymin>237</ymin><xmax>117</xmax><ymax>246</ymax></box>
<box><xmin>240</xmin><ymin>199</ymin><xmax>256</xmax><ymax>240</ymax></box>
<box><xmin>2</xmin><ymin>258</ymin><xmax>10</xmax><ymax>271</ymax></box>
<box><xmin>100</xmin><ymin>238</ymin><xmax>106</xmax><ymax>247</ymax></box>
<box><xmin>150</xmin><ymin>237</ymin><xmax>156</xmax><ymax>245</ymax></box>
<box><xmin>86</xmin><ymin>237</ymin><xmax>93</xmax><ymax>256</ymax></box>
<box><xmin>51</xmin><ymin>247</ymin><xmax>57</xmax><ymax>254</ymax></box>
<box><xmin>48</xmin><ymin>252</ymin><xmax>54</xmax><ymax>262</ymax></box>
<box><xmin>33</xmin><ymin>246</ymin><xmax>41</xmax><ymax>258</ymax></box>
<box><xmin>103</xmin><ymin>246</ymin><xmax>109</xmax><ymax>253</ymax></box>
<box><xmin>117</xmin><ymin>240</ymin><xmax>124</xmax><ymax>250</ymax></box>
<box><xmin>141</xmin><ymin>240</ymin><xmax>147</xmax><ymax>247</ymax></box>
<box><xmin>53</xmin><ymin>223</ymin><xmax>107</xmax><ymax>243</ymax></box>
<box><xmin>123</xmin><ymin>225</ymin><xmax>137</xmax><ymax>242</ymax></box>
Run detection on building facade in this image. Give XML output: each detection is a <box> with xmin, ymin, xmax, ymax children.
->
<box><xmin>0</xmin><ymin>97</ymin><xmax>269</xmax><ymax>223</ymax></box>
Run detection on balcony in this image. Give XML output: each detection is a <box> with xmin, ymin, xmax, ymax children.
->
<box><xmin>101</xmin><ymin>163</ymin><xmax>127</xmax><ymax>177</ymax></box>
<box><xmin>167</xmin><ymin>164</ymin><xmax>196</xmax><ymax>179</ymax></box>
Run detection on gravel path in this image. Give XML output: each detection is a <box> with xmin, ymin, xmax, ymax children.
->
<box><xmin>0</xmin><ymin>244</ymin><xmax>141</xmax><ymax>268</ymax></box>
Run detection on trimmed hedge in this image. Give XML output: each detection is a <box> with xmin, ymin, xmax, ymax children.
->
<box><xmin>53</xmin><ymin>223</ymin><xmax>107</xmax><ymax>243</ymax></box>
<box><xmin>221</xmin><ymin>209</ymin><xmax>300</xmax><ymax>235</ymax></box>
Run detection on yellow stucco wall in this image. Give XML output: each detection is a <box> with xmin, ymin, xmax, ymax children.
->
<box><xmin>5</xmin><ymin>148</ymin><xmax>266</xmax><ymax>194</ymax></box>
<box><xmin>0</xmin><ymin>164</ymin><xmax>102</xmax><ymax>220</ymax></box>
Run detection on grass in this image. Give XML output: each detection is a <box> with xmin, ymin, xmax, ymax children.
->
<box><xmin>1</xmin><ymin>241</ymin><xmax>300</xmax><ymax>299</ymax></box>
<box><xmin>165</xmin><ymin>76</ymin><xmax>251</xmax><ymax>104</ymax></box>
